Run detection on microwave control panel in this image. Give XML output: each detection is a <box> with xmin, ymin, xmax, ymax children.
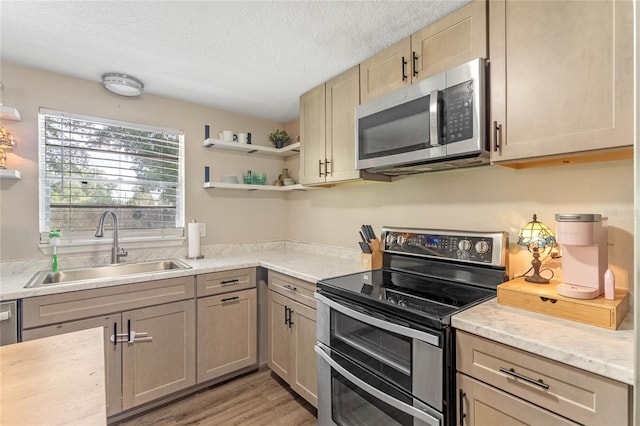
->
<box><xmin>444</xmin><ymin>80</ymin><xmax>474</xmax><ymax>144</ymax></box>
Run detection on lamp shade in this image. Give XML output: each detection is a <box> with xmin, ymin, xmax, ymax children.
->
<box><xmin>518</xmin><ymin>214</ymin><xmax>556</xmax><ymax>249</ymax></box>
<box><xmin>101</xmin><ymin>73</ymin><xmax>144</xmax><ymax>97</ymax></box>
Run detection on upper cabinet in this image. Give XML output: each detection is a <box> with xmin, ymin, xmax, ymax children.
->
<box><xmin>360</xmin><ymin>0</ymin><xmax>487</xmax><ymax>103</ymax></box>
<box><xmin>489</xmin><ymin>0</ymin><xmax>634</xmax><ymax>167</ymax></box>
<box><xmin>300</xmin><ymin>66</ymin><xmax>389</xmax><ymax>186</ymax></box>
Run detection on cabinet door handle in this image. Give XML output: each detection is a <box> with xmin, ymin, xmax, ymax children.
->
<box><xmin>458</xmin><ymin>389</ymin><xmax>466</xmax><ymax>426</ymax></box>
<box><xmin>283</xmin><ymin>284</ymin><xmax>297</xmax><ymax>292</ymax></box>
<box><xmin>127</xmin><ymin>318</ymin><xmax>131</xmax><ymax>342</ymax></box>
<box><xmin>220</xmin><ymin>279</ymin><xmax>239</xmax><ymax>286</ymax></box>
<box><xmin>325</xmin><ymin>158</ymin><xmax>332</xmax><ymax>176</ymax></box>
<box><xmin>401</xmin><ymin>56</ymin><xmax>408</xmax><ymax>81</ymax></box>
<box><xmin>288</xmin><ymin>309</ymin><xmax>294</xmax><ymax>328</ymax></box>
<box><xmin>221</xmin><ymin>296</ymin><xmax>240</xmax><ymax>303</ymax></box>
<box><xmin>113</xmin><ymin>322</ymin><xmax>117</xmax><ymax>346</ymax></box>
<box><xmin>493</xmin><ymin>121</ymin><xmax>502</xmax><ymax>152</ymax></box>
<box><xmin>284</xmin><ymin>305</ymin><xmax>289</xmax><ymax>326</ymax></box>
<box><xmin>499</xmin><ymin>367</ymin><xmax>550</xmax><ymax>390</ymax></box>
<box><xmin>318</xmin><ymin>159</ymin><xmax>324</xmax><ymax>177</ymax></box>
<box><xmin>412</xmin><ymin>51</ymin><xmax>418</xmax><ymax>77</ymax></box>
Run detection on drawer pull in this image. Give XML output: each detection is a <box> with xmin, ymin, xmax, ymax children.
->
<box><xmin>221</xmin><ymin>296</ymin><xmax>240</xmax><ymax>303</ymax></box>
<box><xmin>220</xmin><ymin>279</ymin><xmax>239</xmax><ymax>286</ymax></box>
<box><xmin>283</xmin><ymin>284</ymin><xmax>297</xmax><ymax>292</ymax></box>
<box><xmin>540</xmin><ymin>296</ymin><xmax>558</xmax><ymax>304</ymax></box>
<box><xmin>499</xmin><ymin>367</ymin><xmax>550</xmax><ymax>390</ymax></box>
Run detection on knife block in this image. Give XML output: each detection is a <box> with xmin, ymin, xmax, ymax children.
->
<box><xmin>360</xmin><ymin>239</ymin><xmax>383</xmax><ymax>270</ymax></box>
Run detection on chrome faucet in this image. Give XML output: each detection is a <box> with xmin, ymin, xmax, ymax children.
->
<box><xmin>95</xmin><ymin>210</ymin><xmax>128</xmax><ymax>264</ymax></box>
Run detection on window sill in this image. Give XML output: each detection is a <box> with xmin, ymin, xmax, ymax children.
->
<box><xmin>39</xmin><ymin>236</ymin><xmax>185</xmax><ymax>256</ymax></box>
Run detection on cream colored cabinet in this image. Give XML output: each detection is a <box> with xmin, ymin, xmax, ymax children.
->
<box><xmin>267</xmin><ymin>271</ymin><xmax>318</xmax><ymax>407</ymax></box>
<box><xmin>122</xmin><ymin>300</ymin><xmax>196</xmax><ymax>409</ymax></box>
<box><xmin>196</xmin><ymin>268</ymin><xmax>258</xmax><ymax>383</ymax></box>
<box><xmin>197</xmin><ymin>288</ymin><xmax>257</xmax><ymax>382</ymax></box>
<box><xmin>300</xmin><ymin>66</ymin><xmax>388</xmax><ymax>186</ymax></box>
<box><xmin>457</xmin><ymin>373</ymin><xmax>578</xmax><ymax>426</ymax></box>
<box><xmin>22</xmin><ymin>315</ymin><xmax>123</xmax><ymax>417</ymax></box>
<box><xmin>360</xmin><ymin>0</ymin><xmax>487</xmax><ymax>103</ymax></box>
<box><xmin>456</xmin><ymin>331</ymin><xmax>631</xmax><ymax>425</ymax></box>
<box><xmin>489</xmin><ymin>0</ymin><xmax>634</xmax><ymax>167</ymax></box>
<box><xmin>21</xmin><ymin>276</ymin><xmax>196</xmax><ymax>416</ymax></box>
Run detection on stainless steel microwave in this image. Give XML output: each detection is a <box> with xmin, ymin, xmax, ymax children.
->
<box><xmin>356</xmin><ymin>58</ymin><xmax>487</xmax><ymax>176</ymax></box>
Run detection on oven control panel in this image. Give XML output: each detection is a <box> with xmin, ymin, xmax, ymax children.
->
<box><xmin>382</xmin><ymin>227</ymin><xmax>508</xmax><ymax>267</ymax></box>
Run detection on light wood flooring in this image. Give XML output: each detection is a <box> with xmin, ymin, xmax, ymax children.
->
<box><xmin>116</xmin><ymin>369</ymin><xmax>317</xmax><ymax>426</ymax></box>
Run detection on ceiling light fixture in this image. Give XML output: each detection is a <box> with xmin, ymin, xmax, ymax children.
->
<box><xmin>101</xmin><ymin>73</ymin><xmax>144</xmax><ymax>97</ymax></box>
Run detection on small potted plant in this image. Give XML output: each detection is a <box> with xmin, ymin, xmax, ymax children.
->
<box><xmin>269</xmin><ymin>129</ymin><xmax>291</xmax><ymax>149</ymax></box>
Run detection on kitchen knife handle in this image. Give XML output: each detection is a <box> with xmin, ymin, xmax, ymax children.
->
<box><xmin>412</xmin><ymin>51</ymin><xmax>418</xmax><ymax>77</ymax></box>
<box><xmin>401</xmin><ymin>56</ymin><xmax>408</xmax><ymax>81</ymax></box>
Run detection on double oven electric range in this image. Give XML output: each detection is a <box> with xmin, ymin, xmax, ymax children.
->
<box><xmin>315</xmin><ymin>227</ymin><xmax>509</xmax><ymax>426</ymax></box>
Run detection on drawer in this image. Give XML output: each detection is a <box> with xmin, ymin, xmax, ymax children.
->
<box><xmin>196</xmin><ymin>268</ymin><xmax>256</xmax><ymax>297</ymax></box>
<box><xmin>457</xmin><ymin>373</ymin><xmax>579</xmax><ymax>426</ymax></box>
<box><xmin>456</xmin><ymin>331</ymin><xmax>630</xmax><ymax>425</ymax></box>
<box><xmin>268</xmin><ymin>271</ymin><xmax>316</xmax><ymax>308</ymax></box>
<box><xmin>22</xmin><ymin>276</ymin><xmax>195</xmax><ymax>329</ymax></box>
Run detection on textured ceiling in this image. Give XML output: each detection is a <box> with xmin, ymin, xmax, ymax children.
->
<box><xmin>1</xmin><ymin>1</ymin><xmax>469</xmax><ymax>122</ymax></box>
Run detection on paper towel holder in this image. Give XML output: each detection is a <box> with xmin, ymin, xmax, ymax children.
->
<box><xmin>186</xmin><ymin>220</ymin><xmax>205</xmax><ymax>260</ymax></box>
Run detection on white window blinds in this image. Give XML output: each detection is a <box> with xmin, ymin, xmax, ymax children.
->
<box><xmin>39</xmin><ymin>109</ymin><xmax>185</xmax><ymax>243</ymax></box>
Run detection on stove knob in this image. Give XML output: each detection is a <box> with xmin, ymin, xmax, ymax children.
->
<box><xmin>475</xmin><ymin>240</ymin><xmax>490</xmax><ymax>254</ymax></box>
<box><xmin>458</xmin><ymin>239</ymin><xmax>472</xmax><ymax>252</ymax></box>
<box><xmin>387</xmin><ymin>296</ymin><xmax>397</xmax><ymax>304</ymax></box>
<box><xmin>386</xmin><ymin>234</ymin><xmax>396</xmax><ymax>245</ymax></box>
<box><xmin>396</xmin><ymin>235</ymin><xmax>406</xmax><ymax>245</ymax></box>
<box><xmin>398</xmin><ymin>299</ymin><xmax>407</xmax><ymax>307</ymax></box>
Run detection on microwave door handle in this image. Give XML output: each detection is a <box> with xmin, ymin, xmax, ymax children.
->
<box><xmin>315</xmin><ymin>344</ymin><xmax>442</xmax><ymax>426</ymax></box>
<box><xmin>429</xmin><ymin>89</ymin><xmax>441</xmax><ymax>147</ymax></box>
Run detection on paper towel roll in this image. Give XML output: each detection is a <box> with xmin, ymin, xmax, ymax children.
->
<box><xmin>188</xmin><ymin>222</ymin><xmax>201</xmax><ymax>258</ymax></box>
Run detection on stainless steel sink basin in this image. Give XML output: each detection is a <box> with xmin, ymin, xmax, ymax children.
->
<box><xmin>25</xmin><ymin>259</ymin><xmax>192</xmax><ymax>288</ymax></box>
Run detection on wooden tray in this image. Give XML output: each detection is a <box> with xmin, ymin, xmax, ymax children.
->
<box><xmin>497</xmin><ymin>277</ymin><xmax>630</xmax><ymax>330</ymax></box>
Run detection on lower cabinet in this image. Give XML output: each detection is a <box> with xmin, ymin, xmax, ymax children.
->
<box><xmin>121</xmin><ymin>300</ymin><xmax>196</xmax><ymax>409</ymax></box>
<box><xmin>22</xmin><ymin>299</ymin><xmax>196</xmax><ymax>415</ymax></box>
<box><xmin>197</xmin><ymin>288</ymin><xmax>257</xmax><ymax>382</ymax></box>
<box><xmin>22</xmin><ymin>315</ymin><xmax>123</xmax><ymax>417</ymax></box>
<box><xmin>21</xmin><ymin>276</ymin><xmax>197</xmax><ymax>417</ymax></box>
<box><xmin>456</xmin><ymin>330</ymin><xmax>631</xmax><ymax>425</ymax></box>
<box><xmin>267</xmin><ymin>271</ymin><xmax>318</xmax><ymax>407</ymax></box>
<box><xmin>457</xmin><ymin>373</ymin><xmax>578</xmax><ymax>425</ymax></box>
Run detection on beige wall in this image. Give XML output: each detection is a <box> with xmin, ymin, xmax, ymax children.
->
<box><xmin>0</xmin><ymin>61</ymin><xmax>635</xmax><ymax>292</ymax></box>
<box><xmin>0</xmin><ymin>62</ymin><xmax>290</xmax><ymax>260</ymax></box>
<box><xmin>285</xmin><ymin>159</ymin><xmax>635</xmax><ymax>289</ymax></box>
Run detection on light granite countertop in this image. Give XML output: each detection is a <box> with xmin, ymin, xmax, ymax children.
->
<box><xmin>452</xmin><ymin>298</ymin><xmax>635</xmax><ymax>385</ymax></box>
<box><xmin>1</xmin><ymin>242</ymin><xmax>634</xmax><ymax>386</ymax></box>
<box><xmin>0</xmin><ymin>245</ymin><xmax>363</xmax><ymax>301</ymax></box>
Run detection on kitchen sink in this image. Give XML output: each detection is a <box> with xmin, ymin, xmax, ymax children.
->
<box><xmin>25</xmin><ymin>259</ymin><xmax>192</xmax><ymax>288</ymax></box>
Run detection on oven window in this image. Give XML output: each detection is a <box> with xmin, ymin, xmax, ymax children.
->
<box><xmin>330</xmin><ymin>310</ymin><xmax>411</xmax><ymax>392</ymax></box>
<box><xmin>332</xmin><ymin>371</ymin><xmax>413</xmax><ymax>426</ymax></box>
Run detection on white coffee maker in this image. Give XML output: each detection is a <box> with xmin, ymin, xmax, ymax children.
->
<box><xmin>555</xmin><ymin>214</ymin><xmax>607</xmax><ymax>299</ymax></box>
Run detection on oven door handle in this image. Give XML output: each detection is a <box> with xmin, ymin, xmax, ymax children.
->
<box><xmin>315</xmin><ymin>344</ymin><xmax>442</xmax><ymax>426</ymax></box>
<box><xmin>315</xmin><ymin>293</ymin><xmax>440</xmax><ymax>347</ymax></box>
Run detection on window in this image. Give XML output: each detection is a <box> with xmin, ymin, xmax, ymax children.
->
<box><xmin>38</xmin><ymin>109</ymin><xmax>184</xmax><ymax>245</ymax></box>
